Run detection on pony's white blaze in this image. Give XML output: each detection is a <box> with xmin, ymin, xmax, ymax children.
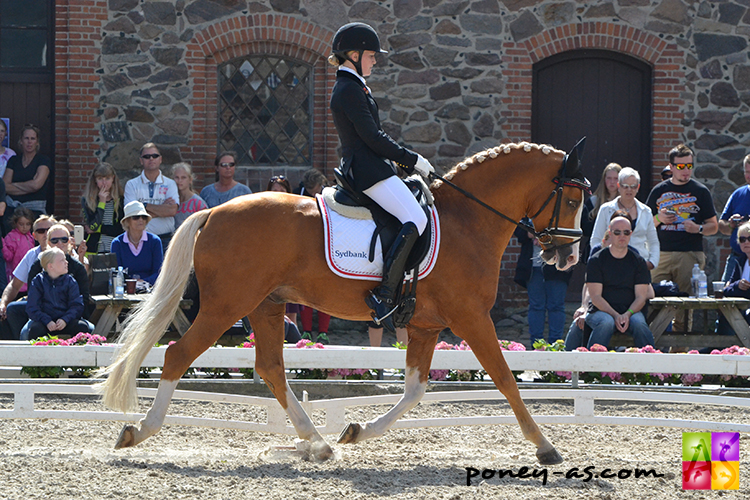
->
<box><xmin>356</xmin><ymin>367</ymin><xmax>426</xmax><ymax>441</ymax></box>
<box><xmin>557</xmin><ymin>190</ymin><xmax>585</xmax><ymax>271</ymax></box>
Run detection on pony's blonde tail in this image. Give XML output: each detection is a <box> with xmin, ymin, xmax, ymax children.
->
<box><xmin>94</xmin><ymin>209</ymin><xmax>211</xmax><ymax>413</ymax></box>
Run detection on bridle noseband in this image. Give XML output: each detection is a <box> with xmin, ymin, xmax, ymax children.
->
<box><xmin>429</xmin><ymin>161</ymin><xmax>591</xmax><ymax>252</ymax></box>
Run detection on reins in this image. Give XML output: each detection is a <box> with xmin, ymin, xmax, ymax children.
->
<box><xmin>428</xmin><ymin>167</ymin><xmax>590</xmax><ymax>251</ymax></box>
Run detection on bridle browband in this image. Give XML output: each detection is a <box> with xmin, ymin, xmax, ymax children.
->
<box><xmin>428</xmin><ymin>161</ymin><xmax>591</xmax><ymax>252</ymax></box>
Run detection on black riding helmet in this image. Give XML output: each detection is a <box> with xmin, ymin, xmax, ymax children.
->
<box><xmin>332</xmin><ymin>22</ymin><xmax>387</xmax><ymax>77</ymax></box>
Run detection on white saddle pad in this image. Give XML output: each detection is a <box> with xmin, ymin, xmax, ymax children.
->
<box><xmin>317</xmin><ymin>194</ymin><xmax>440</xmax><ymax>281</ymax></box>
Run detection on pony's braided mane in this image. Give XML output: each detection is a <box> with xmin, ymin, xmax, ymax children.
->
<box><xmin>431</xmin><ymin>141</ymin><xmax>563</xmax><ymax>189</ymax></box>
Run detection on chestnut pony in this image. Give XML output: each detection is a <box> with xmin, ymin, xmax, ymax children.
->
<box><xmin>97</xmin><ymin>141</ymin><xmax>587</xmax><ymax>464</ymax></box>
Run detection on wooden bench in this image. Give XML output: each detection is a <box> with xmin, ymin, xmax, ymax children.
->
<box><xmin>610</xmin><ymin>297</ymin><xmax>750</xmax><ymax>349</ymax></box>
<box><xmin>89</xmin><ymin>294</ymin><xmax>193</xmax><ymax>337</ymax></box>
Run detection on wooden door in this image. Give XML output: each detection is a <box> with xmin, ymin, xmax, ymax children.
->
<box><xmin>532</xmin><ymin>49</ymin><xmax>653</xmax><ymax>301</ymax></box>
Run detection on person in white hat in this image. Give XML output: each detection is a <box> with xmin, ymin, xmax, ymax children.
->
<box><xmin>110</xmin><ymin>200</ymin><xmax>163</xmax><ymax>286</ymax></box>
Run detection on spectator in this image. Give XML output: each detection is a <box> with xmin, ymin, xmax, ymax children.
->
<box><xmin>173</xmin><ymin>162</ymin><xmax>207</xmax><ymax>228</ymax></box>
<box><xmin>584</xmin><ymin>216</ymin><xmax>654</xmax><ymax>349</ymax></box>
<box><xmin>23</xmin><ymin>223</ymin><xmax>91</xmax><ymax>339</ymax></box>
<box><xmin>110</xmin><ymin>201</ymin><xmax>164</xmax><ymax>287</ymax></box>
<box><xmin>81</xmin><ymin>162</ymin><xmax>124</xmax><ymax>254</ymax></box>
<box><xmin>646</xmin><ymin>144</ymin><xmax>718</xmax><ymax>329</ymax></box>
<box><xmin>0</xmin><ymin>119</ymin><xmax>15</xmax><ymax>178</ymax></box>
<box><xmin>2</xmin><ymin>206</ymin><xmax>35</xmax><ymax>292</ymax></box>
<box><xmin>582</xmin><ymin>163</ymin><xmax>621</xmax><ymax>262</ymax></box>
<box><xmin>718</xmin><ymin>154</ymin><xmax>750</xmax><ymax>282</ymax></box>
<box><xmin>661</xmin><ymin>165</ymin><xmax>672</xmax><ymax>181</ymax></box>
<box><xmin>294</xmin><ymin>168</ymin><xmax>328</xmax><ymax>197</ymax></box>
<box><xmin>123</xmin><ymin>142</ymin><xmax>178</xmax><ymax>249</ymax></box>
<box><xmin>717</xmin><ymin>222</ymin><xmax>750</xmax><ymax>335</ymax></box>
<box><xmin>0</xmin><ymin>215</ymin><xmax>55</xmax><ymax>338</ymax></box>
<box><xmin>368</xmin><ymin>323</ymin><xmax>408</xmax><ymax>347</ymax></box>
<box><xmin>199</xmin><ymin>151</ymin><xmax>252</xmax><ymax>208</ymax></box>
<box><xmin>3</xmin><ymin>124</ymin><xmax>51</xmax><ymax>230</ymax></box>
<box><xmin>514</xmin><ymin>221</ymin><xmax>570</xmax><ymax>346</ymax></box>
<box><xmin>590</xmin><ymin>167</ymin><xmax>659</xmax><ymax>269</ymax></box>
<box><xmin>57</xmin><ymin>219</ymin><xmax>89</xmax><ymax>273</ymax></box>
<box><xmin>20</xmin><ymin>247</ymin><xmax>94</xmax><ymax>340</ymax></box>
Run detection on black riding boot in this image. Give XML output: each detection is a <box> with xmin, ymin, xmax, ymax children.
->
<box><xmin>365</xmin><ymin>222</ymin><xmax>419</xmax><ymax>333</ymax></box>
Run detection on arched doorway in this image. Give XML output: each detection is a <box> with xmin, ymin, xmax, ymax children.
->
<box><xmin>532</xmin><ymin>49</ymin><xmax>653</xmax><ymax>301</ymax></box>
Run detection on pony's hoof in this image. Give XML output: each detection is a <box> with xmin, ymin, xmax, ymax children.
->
<box><xmin>114</xmin><ymin>424</ymin><xmax>137</xmax><ymax>449</ymax></box>
<box><xmin>311</xmin><ymin>440</ymin><xmax>334</xmax><ymax>461</ymax></box>
<box><xmin>337</xmin><ymin>422</ymin><xmax>361</xmax><ymax>444</ymax></box>
<box><xmin>537</xmin><ymin>446</ymin><xmax>563</xmax><ymax>465</ymax></box>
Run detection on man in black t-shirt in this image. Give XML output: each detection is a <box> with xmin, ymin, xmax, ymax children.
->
<box><xmin>645</xmin><ymin>144</ymin><xmax>718</xmax><ymax>295</ymax></box>
<box><xmin>584</xmin><ymin>216</ymin><xmax>654</xmax><ymax>349</ymax></box>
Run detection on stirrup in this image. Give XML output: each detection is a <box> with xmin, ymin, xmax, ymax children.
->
<box><xmin>365</xmin><ymin>292</ymin><xmax>398</xmax><ymax>332</ymax></box>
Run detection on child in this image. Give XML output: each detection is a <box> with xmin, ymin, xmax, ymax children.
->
<box><xmin>2</xmin><ymin>207</ymin><xmax>35</xmax><ymax>292</ymax></box>
<box><xmin>20</xmin><ymin>247</ymin><xmax>94</xmax><ymax>341</ymax></box>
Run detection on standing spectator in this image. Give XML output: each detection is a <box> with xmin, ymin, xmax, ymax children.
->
<box><xmin>173</xmin><ymin>162</ymin><xmax>207</xmax><ymax>228</ymax></box>
<box><xmin>199</xmin><ymin>152</ymin><xmax>252</xmax><ymax>208</ymax></box>
<box><xmin>2</xmin><ymin>206</ymin><xmax>35</xmax><ymax>292</ymax></box>
<box><xmin>293</xmin><ymin>167</ymin><xmax>328</xmax><ymax>197</ymax></box>
<box><xmin>81</xmin><ymin>162</ymin><xmax>124</xmax><ymax>254</ymax></box>
<box><xmin>582</xmin><ymin>163</ymin><xmax>621</xmax><ymax>262</ymax></box>
<box><xmin>584</xmin><ymin>216</ymin><xmax>654</xmax><ymax>349</ymax></box>
<box><xmin>110</xmin><ymin>201</ymin><xmax>164</xmax><ymax>287</ymax></box>
<box><xmin>0</xmin><ymin>119</ymin><xmax>15</xmax><ymax>178</ymax></box>
<box><xmin>3</xmin><ymin>124</ymin><xmax>51</xmax><ymax>231</ymax></box>
<box><xmin>590</xmin><ymin>167</ymin><xmax>659</xmax><ymax>269</ymax></box>
<box><xmin>123</xmin><ymin>142</ymin><xmax>178</xmax><ymax>249</ymax></box>
<box><xmin>21</xmin><ymin>247</ymin><xmax>94</xmax><ymax>341</ymax></box>
<box><xmin>267</xmin><ymin>174</ymin><xmax>301</xmax><ymax>325</ymax></box>
<box><xmin>646</xmin><ymin>144</ymin><xmax>718</xmax><ymax>291</ymax></box>
<box><xmin>514</xmin><ymin>221</ymin><xmax>571</xmax><ymax>346</ymax></box>
<box><xmin>718</xmin><ymin>154</ymin><xmax>750</xmax><ymax>282</ymax></box>
<box><xmin>661</xmin><ymin>165</ymin><xmax>673</xmax><ymax>181</ymax></box>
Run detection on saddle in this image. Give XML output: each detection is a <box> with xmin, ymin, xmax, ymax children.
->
<box><xmin>332</xmin><ymin>167</ymin><xmax>434</xmax><ymax>328</ymax></box>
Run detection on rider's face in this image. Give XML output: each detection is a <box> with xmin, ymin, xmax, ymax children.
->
<box><xmin>359</xmin><ymin>50</ymin><xmax>377</xmax><ymax>77</ymax></box>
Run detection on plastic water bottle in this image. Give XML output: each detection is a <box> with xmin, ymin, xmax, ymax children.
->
<box><xmin>691</xmin><ymin>264</ymin><xmax>700</xmax><ymax>297</ymax></box>
<box><xmin>115</xmin><ymin>266</ymin><xmax>125</xmax><ymax>298</ymax></box>
<box><xmin>698</xmin><ymin>270</ymin><xmax>708</xmax><ymax>298</ymax></box>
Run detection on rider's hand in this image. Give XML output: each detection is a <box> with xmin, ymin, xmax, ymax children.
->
<box><xmin>414</xmin><ymin>154</ymin><xmax>434</xmax><ymax>178</ymax></box>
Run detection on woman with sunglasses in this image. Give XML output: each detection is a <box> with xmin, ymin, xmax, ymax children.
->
<box><xmin>200</xmin><ymin>152</ymin><xmax>252</xmax><ymax>208</ymax></box>
<box><xmin>110</xmin><ymin>201</ymin><xmax>163</xmax><ymax>286</ymax></box>
<box><xmin>329</xmin><ymin>23</ymin><xmax>434</xmax><ymax>331</ymax></box>
<box><xmin>590</xmin><ymin>167</ymin><xmax>659</xmax><ymax>270</ymax></box>
<box><xmin>717</xmin><ymin>222</ymin><xmax>750</xmax><ymax>336</ymax></box>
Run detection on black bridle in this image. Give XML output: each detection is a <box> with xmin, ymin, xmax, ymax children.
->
<box><xmin>429</xmin><ymin>162</ymin><xmax>591</xmax><ymax>252</ymax></box>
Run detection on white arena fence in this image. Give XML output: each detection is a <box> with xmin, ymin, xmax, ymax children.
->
<box><xmin>1</xmin><ymin>342</ymin><xmax>750</xmax><ymax>435</ymax></box>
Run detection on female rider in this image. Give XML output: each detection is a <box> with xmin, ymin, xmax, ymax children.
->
<box><xmin>329</xmin><ymin>22</ymin><xmax>434</xmax><ymax>332</ymax></box>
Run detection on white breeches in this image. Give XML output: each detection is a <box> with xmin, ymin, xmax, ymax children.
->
<box><xmin>363</xmin><ymin>176</ymin><xmax>428</xmax><ymax>235</ymax></box>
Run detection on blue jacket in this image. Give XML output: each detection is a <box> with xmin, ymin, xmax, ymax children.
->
<box><xmin>110</xmin><ymin>232</ymin><xmax>163</xmax><ymax>285</ymax></box>
<box><xmin>26</xmin><ymin>271</ymin><xmax>85</xmax><ymax>325</ymax></box>
<box><xmin>723</xmin><ymin>253</ymin><xmax>750</xmax><ymax>298</ymax></box>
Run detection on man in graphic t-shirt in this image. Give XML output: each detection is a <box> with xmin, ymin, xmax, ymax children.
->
<box><xmin>646</xmin><ymin>143</ymin><xmax>718</xmax><ymax>297</ymax></box>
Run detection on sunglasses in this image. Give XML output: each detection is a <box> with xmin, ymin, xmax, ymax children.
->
<box><xmin>49</xmin><ymin>236</ymin><xmax>70</xmax><ymax>244</ymax></box>
<box><xmin>619</xmin><ymin>183</ymin><xmax>638</xmax><ymax>190</ymax></box>
<box><xmin>271</xmin><ymin>175</ymin><xmax>286</xmax><ymax>181</ymax></box>
<box><xmin>141</xmin><ymin>153</ymin><xmax>161</xmax><ymax>160</ymax></box>
<box><xmin>129</xmin><ymin>215</ymin><xmax>149</xmax><ymax>220</ymax></box>
<box><xmin>611</xmin><ymin>229</ymin><xmax>632</xmax><ymax>236</ymax></box>
<box><xmin>671</xmin><ymin>163</ymin><xmax>693</xmax><ymax>170</ymax></box>
<box><xmin>739</xmin><ymin>236</ymin><xmax>750</xmax><ymax>243</ymax></box>
<box><xmin>219</xmin><ymin>162</ymin><xmax>236</xmax><ymax>168</ymax></box>
<box><xmin>34</xmin><ymin>227</ymin><xmax>49</xmax><ymax>234</ymax></box>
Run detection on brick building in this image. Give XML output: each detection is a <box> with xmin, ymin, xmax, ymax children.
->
<box><xmin>1</xmin><ymin>0</ymin><xmax>749</xmax><ymax>305</ymax></box>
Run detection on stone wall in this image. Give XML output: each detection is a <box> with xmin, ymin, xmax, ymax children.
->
<box><xmin>54</xmin><ymin>0</ymin><xmax>750</xmax><ymax>303</ymax></box>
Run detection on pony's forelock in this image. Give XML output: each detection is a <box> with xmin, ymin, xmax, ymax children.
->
<box><xmin>432</xmin><ymin>142</ymin><xmax>563</xmax><ymax>188</ymax></box>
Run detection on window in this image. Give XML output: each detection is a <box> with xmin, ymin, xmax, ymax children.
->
<box><xmin>0</xmin><ymin>0</ymin><xmax>51</xmax><ymax>70</ymax></box>
<box><xmin>218</xmin><ymin>56</ymin><xmax>312</xmax><ymax>166</ymax></box>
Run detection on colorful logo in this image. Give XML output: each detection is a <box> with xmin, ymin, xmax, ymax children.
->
<box><xmin>682</xmin><ymin>432</ymin><xmax>740</xmax><ymax>490</ymax></box>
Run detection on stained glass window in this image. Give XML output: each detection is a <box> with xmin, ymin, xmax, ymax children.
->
<box><xmin>218</xmin><ymin>56</ymin><xmax>312</xmax><ymax>166</ymax></box>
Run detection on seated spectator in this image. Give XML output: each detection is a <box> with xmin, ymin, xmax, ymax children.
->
<box><xmin>58</xmin><ymin>219</ymin><xmax>89</xmax><ymax>272</ymax></box>
<box><xmin>173</xmin><ymin>162</ymin><xmax>207</xmax><ymax>228</ymax></box>
<box><xmin>590</xmin><ymin>167</ymin><xmax>659</xmax><ymax>269</ymax></box>
<box><xmin>717</xmin><ymin>222</ymin><xmax>750</xmax><ymax>335</ymax></box>
<box><xmin>0</xmin><ymin>118</ymin><xmax>15</xmax><ymax>178</ymax></box>
<box><xmin>293</xmin><ymin>168</ymin><xmax>328</xmax><ymax>197</ymax></box>
<box><xmin>21</xmin><ymin>247</ymin><xmax>93</xmax><ymax>340</ymax></box>
<box><xmin>110</xmin><ymin>201</ymin><xmax>164</xmax><ymax>286</ymax></box>
<box><xmin>81</xmin><ymin>162</ymin><xmax>124</xmax><ymax>254</ymax></box>
<box><xmin>3</xmin><ymin>124</ymin><xmax>51</xmax><ymax>228</ymax></box>
<box><xmin>582</xmin><ymin>216</ymin><xmax>654</xmax><ymax>349</ymax></box>
<box><xmin>200</xmin><ymin>152</ymin><xmax>252</xmax><ymax>208</ymax></box>
<box><xmin>2</xmin><ymin>206</ymin><xmax>34</xmax><ymax>292</ymax></box>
